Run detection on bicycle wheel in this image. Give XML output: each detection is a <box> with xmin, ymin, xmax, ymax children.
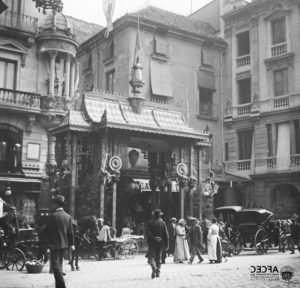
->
<box><xmin>123</xmin><ymin>239</ymin><xmax>138</xmax><ymax>259</ymax></box>
<box><xmin>4</xmin><ymin>248</ymin><xmax>26</xmax><ymax>271</ymax></box>
<box><xmin>254</xmin><ymin>229</ymin><xmax>269</xmax><ymax>254</ymax></box>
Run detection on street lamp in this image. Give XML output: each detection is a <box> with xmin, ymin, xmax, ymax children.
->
<box><xmin>5</xmin><ymin>185</ymin><xmax>14</xmax><ymax>206</ymax></box>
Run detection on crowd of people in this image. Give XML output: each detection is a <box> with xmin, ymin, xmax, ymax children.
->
<box><xmin>145</xmin><ymin>209</ymin><xmax>231</xmax><ymax>279</ymax></box>
<box><xmin>18</xmin><ymin>195</ymin><xmax>300</xmax><ymax>286</ymax></box>
<box><xmin>145</xmin><ymin>209</ymin><xmax>300</xmax><ymax>279</ymax></box>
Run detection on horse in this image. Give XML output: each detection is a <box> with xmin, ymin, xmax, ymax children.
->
<box><xmin>69</xmin><ymin>215</ymin><xmax>99</xmax><ymax>271</ymax></box>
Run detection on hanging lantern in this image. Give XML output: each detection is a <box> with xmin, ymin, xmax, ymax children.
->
<box><xmin>5</xmin><ymin>185</ymin><xmax>12</xmax><ymax>196</ymax></box>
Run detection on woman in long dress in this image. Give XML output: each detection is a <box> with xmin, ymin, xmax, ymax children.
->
<box><xmin>207</xmin><ymin>218</ymin><xmax>222</xmax><ymax>263</ymax></box>
<box><xmin>174</xmin><ymin>219</ymin><xmax>190</xmax><ymax>263</ymax></box>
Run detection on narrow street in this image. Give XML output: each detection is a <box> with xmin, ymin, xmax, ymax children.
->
<box><xmin>0</xmin><ymin>251</ymin><xmax>299</xmax><ymax>288</ymax></box>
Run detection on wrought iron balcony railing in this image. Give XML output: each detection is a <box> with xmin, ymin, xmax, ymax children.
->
<box><xmin>0</xmin><ymin>10</ymin><xmax>38</xmax><ymax>34</ymax></box>
<box><xmin>0</xmin><ymin>88</ymin><xmax>41</xmax><ymax>111</ymax></box>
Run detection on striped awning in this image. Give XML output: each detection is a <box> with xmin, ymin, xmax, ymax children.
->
<box><xmin>83</xmin><ymin>93</ymin><xmax>209</xmax><ymax>141</ymax></box>
<box><xmin>50</xmin><ymin>110</ymin><xmax>92</xmax><ymax>134</ymax></box>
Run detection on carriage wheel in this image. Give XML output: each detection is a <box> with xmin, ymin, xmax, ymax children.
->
<box><xmin>254</xmin><ymin>229</ymin><xmax>269</xmax><ymax>254</ymax></box>
<box><xmin>4</xmin><ymin>248</ymin><xmax>26</xmax><ymax>271</ymax></box>
<box><xmin>123</xmin><ymin>239</ymin><xmax>138</xmax><ymax>259</ymax></box>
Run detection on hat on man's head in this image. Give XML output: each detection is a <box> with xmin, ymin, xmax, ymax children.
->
<box><xmin>190</xmin><ymin>217</ymin><xmax>197</xmax><ymax>222</ymax></box>
<box><xmin>51</xmin><ymin>195</ymin><xmax>65</xmax><ymax>205</ymax></box>
<box><xmin>152</xmin><ymin>209</ymin><xmax>163</xmax><ymax>218</ymax></box>
<box><xmin>170</xmin><ymin>217</ymin><xmax>177</xmax><ymax>222</ymax></box>
<box><xmin>98</xmin><ymin>218</ymin><xmax>104</xmax><ymax>222</ymax></box>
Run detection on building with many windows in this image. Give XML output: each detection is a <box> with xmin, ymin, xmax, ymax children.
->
<box><xmin>193</xmin><ymin>0</ymin><xmax>300</xmax><ymax>218</ymax></box>
<box><xmin>0</xmin><ymin>0</ymin><xmax>100</xmax><ymax>224</ymax></box>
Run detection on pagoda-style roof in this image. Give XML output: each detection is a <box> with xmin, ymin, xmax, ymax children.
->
<box><xmin>50</xmin><ymin>110</ymin><xmax>91</xmax><ymax>134</ymax></box>
<box><xmin>51</xmin><ymin>92</ymin><xmax>210</xmax><ymax>143</ymax></box>
<box><xmin>82</xmin><ymin>92</ymin><xmax>209</xmax><ymax>141</ymax></box>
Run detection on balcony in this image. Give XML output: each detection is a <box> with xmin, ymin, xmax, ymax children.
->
<box><xmin>0</xmin><ymin>88</ymin><xmax>41</xmax><ymax>113</ymax></box>
<box><xmin>255</xmin><ymin>155</ymin><xmax>300</xmax><ymax>173</ymax></box>
<box><xmin>225</xmin><ymin>93</ymin><xmax>300</xmax><ymax>122</ymax></box>
<box><xmin>271</xmin><ymin>42</ymin><xmax>287</xmax><ymax>57</ymax></box>
<box><xmin>236</xmin><ymin>54</ymin><xmax>250</xmax><ymax>68</ymax></box>
<box><xmin>273</xmin><ymin>94</ymin><xmax>289</xmax><ymax>109</ymax></box>
<box><xmin>0</xmin><ymin>10</ymin><xmax>38</xmax><ymax>35</ymax></box>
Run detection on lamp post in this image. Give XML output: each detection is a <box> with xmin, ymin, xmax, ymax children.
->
<box><xmin>5</xmin><ymin>185</ymin><xmax>13</xmax><ymax>206</ymax></box>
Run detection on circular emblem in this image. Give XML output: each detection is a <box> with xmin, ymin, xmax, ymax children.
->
<box><xmin>280</xmin><ymin>266</ymin><xmax>294</xmax><ymax>281</ymax></box>
<box><xmin>109</xmin><ymin>156</ymin><xmax>122</xmax><ymax>171</ymax></box>
<box><xmin>176</xmin><ymin>163</ymin><xmax>188</xmax><ymax>177</ymax></box>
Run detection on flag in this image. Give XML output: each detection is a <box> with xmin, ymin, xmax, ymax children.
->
<box><xmin>0</xmin><ymin>0</ymin><xmax>8</xmax><ymax>14</ymax></box>
<box><xmin>102</xmin><ymin>0</ymin><xmax>115</xmax><ymax>38</ymax></box>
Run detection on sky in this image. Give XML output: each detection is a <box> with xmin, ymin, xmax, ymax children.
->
<box><xmin>63</xmin><ymin>0</ymin><xmax>213</xmax><ymax>26</ymax></box>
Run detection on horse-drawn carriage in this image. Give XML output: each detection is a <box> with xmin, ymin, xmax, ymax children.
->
<box><xmin>214</xmin><ymin>206</ymin><xmax>273</xmax><ymax>255</ymax></box>
<box><xmin>0</xmin><ymin>201</ymin><xmax>48</xmax><ymax>271</ymax></box>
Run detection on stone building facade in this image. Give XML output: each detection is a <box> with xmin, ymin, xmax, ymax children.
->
<box><xmin>193</xmin><ymin>0</ymin><xmax>300</xmax><ymax>218</ymax></box>
<box><xmin>0</xmin><ymin>0</ymin><xmax>95</xmax><ymax>225</ymax></box>
<box><xmin>50</xmin><ymin>6</ymin><xmax>227</xmax><ymax>228</ymax></box>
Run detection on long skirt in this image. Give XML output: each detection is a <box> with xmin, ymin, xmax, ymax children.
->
<box><xmin>174</xmin><ymin>236</ymin><xmax>190</xmax><ymax>262</ymax></box>
<box><xmin>207</xmin><ymin>235</ymin><xmax>222</xmax><ymax>263</ymax></box>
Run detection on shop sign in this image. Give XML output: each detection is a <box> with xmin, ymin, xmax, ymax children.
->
<box><xmin>133</xmin><ymin>179</ymin><xmax>179</xmax><ymax>192</ymax></box>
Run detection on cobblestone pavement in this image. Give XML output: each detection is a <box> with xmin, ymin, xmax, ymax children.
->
<box><xmin>0</xmin><ymin>251</ymin><xmax>299</xmax><ymax>288</ymax></box>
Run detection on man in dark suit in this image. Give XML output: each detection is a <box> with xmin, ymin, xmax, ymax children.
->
<box><xmin>146</xmin><ymin>209</ymin><xmax>169</xmax><ymax>279</ymax></box>
<box><xmin>46</xmin><ymin>195</ymin><xmax>74</xmax><ymax>288</ymax></box>
<box><xmin>186</xmin><ymin>217</ymin><xmax>204</xmax><ymax>264</ymax></box>
<box><xmin>167</xmin><ymin>217</ymin><xmax>176</xmax><ymax>256</ymax></box>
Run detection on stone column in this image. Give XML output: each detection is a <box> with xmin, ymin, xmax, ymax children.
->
<box><xmin>49</xmin><ymin>51</ymin><xmax>57</xmax><ymax>97</ymax></box>
<box><xmin>69</xmin><ymin>58</ymin><xmax>75</xmax><ymax>99</ymax></box>
<box><xmin>48</xmin><ymin>135</ymin><xmax>57</xmax><ymax>168</ymax></box>
<box><xmin>112</xmin><ymin>181</ymin><xmax>117</xmax><ymax>229</ymax></box>
<box><xmin>70</xmin><ymin>134</ymin><xmax>77</xmax><ymax>217</ymax></box>
<box><xmin>290</xmin><ymin>120</ymin><xmax>296</xmax><ymax>156</ymax></box>
<box><xmin>64</xmin><ymin>54</ymin><xmax>71</xmax><ymax>99</ymax></box>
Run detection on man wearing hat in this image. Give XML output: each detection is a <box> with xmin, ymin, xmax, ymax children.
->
<box><xmin>167</xmin><ymin>217</ymin><xmax>177</xmax><ymax>256</ymax></box>
<box><xmin>45</xmin><ymin>195</ymin><xmax>74</xmax><ymax>288</ymax></box>
<box><xmin>290</xmin><ymin>216</ymin><xmax>300</xmax><ymax>254</ymax></box>
<box><xmin>146</xmin><ymin>209</ymin><xmax>169</xmax><ymax>279</ymax></box>
<box><xmin>186</xmin><ymin>217</ymin><xmax>204</xmax><ymax>264</ymax></box>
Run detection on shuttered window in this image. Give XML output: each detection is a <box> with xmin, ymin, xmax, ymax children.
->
<box><xmin>272</xmin><ymin>18</ymin><xmax>286</xmax><ymax>45</ymax></box>
<box><xmin>274</xmin><ymin>68</ymin><xmax>288</xmax><ymax>96</ymax></box>
<box><xmin>0</xmin><ymin>59</ymin><xmax>17</xmax><ymax>89</ymax></box>
<box><xmin>238</xmin><ymin>130</ymin><xmax>253</xmax><ymax>160</ymax></box>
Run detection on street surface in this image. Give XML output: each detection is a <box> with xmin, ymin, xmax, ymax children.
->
<box><xmin>0</xmin><ymin>251</ymin><xmax>299</xmax><ymax>288</ymax></box>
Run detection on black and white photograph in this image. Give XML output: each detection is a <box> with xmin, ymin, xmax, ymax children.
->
<box><xmin>0</xmin><ymin>0</ymin><xmax>299</xmax><ymax>287</ymax></box>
